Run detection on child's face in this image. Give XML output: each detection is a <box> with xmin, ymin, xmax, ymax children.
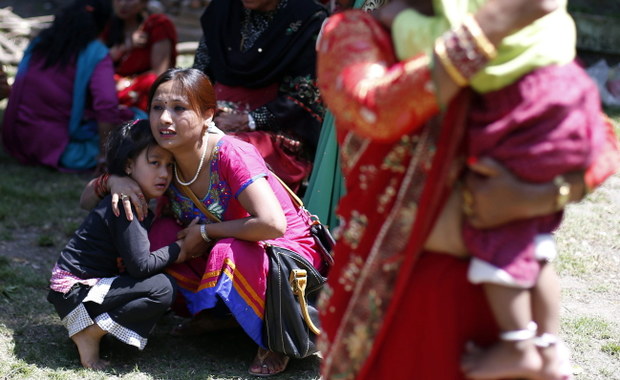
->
<box><xmin>126</xmin><ymin>145</ymin><xmax>174</xmax><ymax>200</ymax></box>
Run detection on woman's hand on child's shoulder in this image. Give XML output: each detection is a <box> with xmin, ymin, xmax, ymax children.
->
<box><xmin>108</xmin><ymin>175</ymin><xmax>149</xmax><ymax>221</ymax></box>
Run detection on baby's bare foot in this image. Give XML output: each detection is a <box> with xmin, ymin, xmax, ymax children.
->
<box><xmin>462</xmin><ymin>340</ymin><xmax>542</xmax><ymax>379</ymax></box>
<box><xmin>537</xmin><ymin>337</ymin><xmax>574</xmax><ymax>380</ymax></box>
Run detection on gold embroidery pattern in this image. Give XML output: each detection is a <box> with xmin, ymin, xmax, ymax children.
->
<box><xmin>358</xmin><ymin>164</ymin><xmax>377</xmax><ymax>191</ymax></box>
<box><xmin>338</xmin><ymin>255</ymin><xmax>364</xmax><ymax>292</ymax></box>
<box><xmin>327</xmin><ymin>123</ymin><xmax>441</xmax><ymax>380</ymax></box>
<box><xmin>381</xmin><ymin>135</ymin><xmax>416</xmax><ymax>173</ymax></box>
<box><xmin>340</xmin><ymin>132</ymin><xmax>369</xmax><ymax>175</ymax></box>
<box><xmin>377</xmin><ymin>177</ymin><xmax>398</xmax><ymax>214</ymax></box>
<box><xmin>341</xmin><ymin>211</ymin><xmax>368</xmax><ymax>250</ymax></box>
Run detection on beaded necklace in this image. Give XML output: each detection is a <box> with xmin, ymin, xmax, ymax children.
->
<box><xmin>174</xmin><ymin>132</ymin><xmax>209</xmax><ymax>186</ymax></box>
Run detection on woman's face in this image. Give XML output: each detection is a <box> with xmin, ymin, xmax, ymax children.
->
<box><xmin>241</xmin><ymin>0</ymin><xmax>279</xmax><ymax>12</ymax></box>
<box><xmin>149</xmin><ymin>81</ymin><xmax>209</xmax><ymax>154</ymax></box>
<box><xmin>113</xmin><ymin>0</ymin><xmax>146</xmax><ymax>20</ymax></box>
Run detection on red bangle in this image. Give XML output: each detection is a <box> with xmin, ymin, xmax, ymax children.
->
<box><xmin>94</xmin><ymin>173</ymin><xmax>110</xmax><ymax>199</ymax></box>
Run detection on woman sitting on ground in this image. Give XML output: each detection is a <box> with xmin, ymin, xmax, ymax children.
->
<box><xmin>103</xmin><ymin>0</ymin><xmax>177</xmax><ymax>111</ymax></box>
<box><xmin>1</xmin><ymin>0</ymin><xmax>137</xmax><ymax>172</ymax></box>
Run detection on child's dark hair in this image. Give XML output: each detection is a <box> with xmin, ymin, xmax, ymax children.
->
<box><xmin>105</xmin><ymin>119</ymin><xmax>158</xmax><ymax>176</ymax></box>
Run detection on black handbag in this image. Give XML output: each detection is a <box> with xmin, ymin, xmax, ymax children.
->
<box><xmin>309</xmin><ymin>216</ymin><xmax>336</xmax><ymax>270</ymax></box>
<box><xmin>264</xmin><ymin>244</ymin><xmax>327</xmax><ymax>358</ymax></box>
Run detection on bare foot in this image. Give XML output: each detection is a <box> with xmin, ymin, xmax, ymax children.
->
<box><xmin>461</xmin><ymin>340</ymin><xmax>542</xmax><ymax>379</ymax></box>
<box><xmin>248</xmin><ymin>347</ymin><xmax>290</xmax><ymax>377</ymax></box>
<box><xmin>71</xmin><ymin>324</ymin><xmax>109</xmax><ymax>370</ymax></box>
<box><xmin>538</xmin><ymin>341</ymin><xmax>574</xmax><ymax>380</ymax></box>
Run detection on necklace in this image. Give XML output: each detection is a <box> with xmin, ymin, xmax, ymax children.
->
<box><xmin>174</xmin><ymin>133</ymin><xmax>209</xmax><ymax>186</ymax></box>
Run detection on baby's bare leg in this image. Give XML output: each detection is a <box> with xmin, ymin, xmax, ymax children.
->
<box><xmin>532</xmin><ymin>263</ymin><xmax>560</xmax><ymax>337</ymax></box>
<box><xmin>533</xmin><ymin>264</ymin><xmax>570</xmax><ymax>380</ymax></box>
<box><xmin>71</xmin><ymin>324</ymin><xmax>109</xmax><ymax>370</ymax></box>
<box><xmin>462</xmin><ymin>285</ymin><xmax>542</xmax><ymax>379</ymax></box>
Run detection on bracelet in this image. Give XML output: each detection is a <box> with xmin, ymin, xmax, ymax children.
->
<box><xmin>462</xmin><ymin>14</ymin><xmax>497</xmax><ymax>60</ymax></box>
<box><xmin>434</xmin><ymin>14</ymin><xmax>496</xmax><ymax>87</ymax></box>
<box><xmin>533</xmin><ymin>333</ymin><xmax>559</xmax><ymax>348</ymax></box>
<box><xmin>499</xmin><ymin>321</ymin><xmax>537</xmax><ymax>342</ymax></box>
<box><xmin>434</xmin><ymin>38</ymin><xmax>468</xmax><ymax>87</ymax></box>
<box><xmin>200</xmin><ymin>224</ymin><xmax>211</xmax><ymax>243</ymax></box>
<box><xmin>553</xmin><ymin>175</ymin><xmax>571</xmax><ymax>211</ymax></box>
<box><xmin>94</xmin><ymin>173</ymin><xmax>110</xmax><ymax>199</ymax></box>
<box><xmin>247</xmin><ymin>113</ymin><xmax>256</xmax><ymax>131</ymax></box>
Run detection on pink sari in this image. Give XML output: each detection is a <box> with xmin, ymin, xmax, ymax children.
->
<box><xmin>149</xmin><ymin>137</ymin><xmax>321</xmax><ymax>347</ymax></box>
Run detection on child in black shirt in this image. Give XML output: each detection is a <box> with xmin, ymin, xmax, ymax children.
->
<box><xmin>47</xmin><ymin>119</ymin><xmax>191</xmax><ymax>369</ymax></box>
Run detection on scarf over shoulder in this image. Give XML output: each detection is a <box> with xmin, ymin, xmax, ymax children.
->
<box><xmin>202</xmin><ymin>0</ymin><xmax>328</xmax><ymax>88</ymax></box>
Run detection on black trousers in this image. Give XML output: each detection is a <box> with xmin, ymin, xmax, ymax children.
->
<box><xmin>48</xmin><ymin>273</ymin><xmax>177</xmax><ymax>339</ymax></box>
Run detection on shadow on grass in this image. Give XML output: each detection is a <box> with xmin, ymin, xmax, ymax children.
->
<box><xmin>3</xmin><ymin>285</ymin><xmax>321</xmax><ymax>378</ymax></box>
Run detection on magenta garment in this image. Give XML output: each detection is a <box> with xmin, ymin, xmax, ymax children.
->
<box><xmin>149</xmin><ymin>136</ymin><xmax>321</xmax><ymax>346</ymax></box>
<box><xmin>463</xmin><ymin>61</ymin><xmax>606</xmax><ymax>286</ymax></box>
<box><xmin>1</xmin><ymin>53</ymin><xmax>133</xmax><ymax>169</ymax></box>
<box><xmin>162</xmin><ymin>136</ymin><xmax>320</xmax><ymax>261</ymax></box>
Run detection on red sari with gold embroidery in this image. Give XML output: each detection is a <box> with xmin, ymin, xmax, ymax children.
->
<box><xmin>316</xmin><ymin>10</ymin><xmax>620</xmax><ymax>380</ymax></box>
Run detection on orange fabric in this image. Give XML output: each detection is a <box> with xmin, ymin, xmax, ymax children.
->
<box><xmin>585</xmin><ymin>115</ymin><xmax>620</xmax><ymax>191</ymax></box>
<box><xmin>317</xmin><ymin>10</ymin><xmax>439</xmax><ymax>142</ymax></box>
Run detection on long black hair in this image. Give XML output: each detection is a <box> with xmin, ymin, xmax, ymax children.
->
<box><xmin>32</xmin><ymin>0</ymin><xmax>112</xmax><ymax>69</ymax></box>
<box><xmin>105</xmin><ymin>119</ymin><xmax>158</xmax><ymax>177</ymax></box>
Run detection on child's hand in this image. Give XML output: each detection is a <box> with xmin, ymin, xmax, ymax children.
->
<box><xmin>176</xmin><ymin>217</ymin><xmax>199</xmax><ymax>240</ymax></box>
<box><xmin>132</xmin><ymin>30</ymin><xmax>148</xmax><ymax>48</ymax></box>
<box><xmin>177</xmin><ymin>218</ymin><xmax>211</xmax><ymax>261</ymax></box>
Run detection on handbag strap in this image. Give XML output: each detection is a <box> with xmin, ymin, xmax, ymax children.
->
<box><xmin>272</xmin><ymin>173</ymin><xmax>304</xmax><ymax>209</ymax></box>
<box><xmin>177</xmin><ymin>183</ymin><xmax>221</xmax><ymax>223</ymax></box>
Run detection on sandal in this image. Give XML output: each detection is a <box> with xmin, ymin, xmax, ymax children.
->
<box><xmin>248</xmin><ymin>347</ymin><xmax>290</xmax><ymax>377</ymax></box>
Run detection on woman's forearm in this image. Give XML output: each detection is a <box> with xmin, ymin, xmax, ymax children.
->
<box><xmin>80</xmin><ymin>177</ymin><xmax>103</xmax><ymax>210</ymax></box>
<box><xmin>200</xmin><ymin>216</ymin><xmax>286</xmax><ymax>243</ymax></box>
